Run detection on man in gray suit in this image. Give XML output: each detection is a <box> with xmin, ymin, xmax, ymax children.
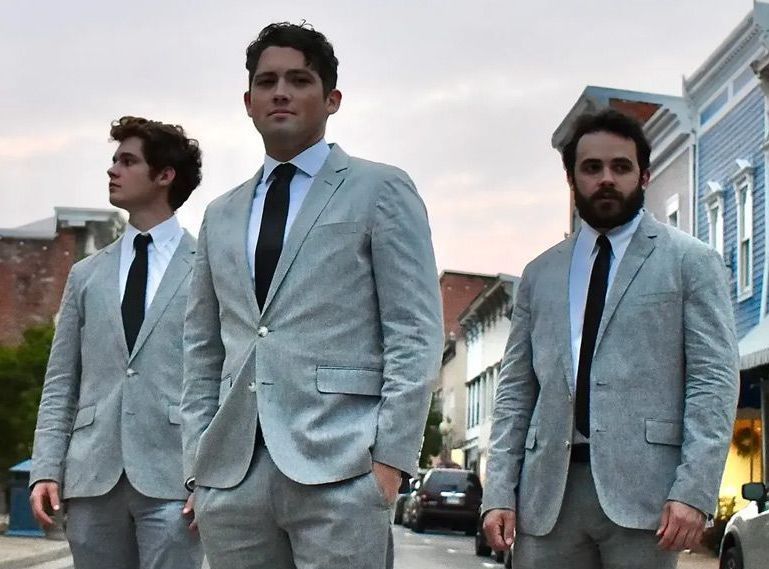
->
<box><xmin>30</xmin><ymin>116</ymin><xmax>204</xmax><ymax>569</ymax></box>
<box><xmin>182</xmin><ymin>22</ymin><xmax>443</xmax><ymax>569</ymax></box>
<box><xmin>482</xmin><ymin>109</ymin><xmax>739</xmax><ymax>569</ymax></box>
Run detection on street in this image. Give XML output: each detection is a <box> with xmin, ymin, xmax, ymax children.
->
<box><xmin>15</xmin><ymin>524</ymin><xmax>719</xmax><ymax>569</ymax></box>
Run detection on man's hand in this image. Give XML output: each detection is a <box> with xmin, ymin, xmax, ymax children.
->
<box><xmin>29</xmin><ymin>481</ymin><xmax>61</xmax><ymax>528</ymax></box>
<box><xmin>483</xmin><ymin>508</ymin><xmax>516</xmax><ymax>551</ymax></box>
<box><xmin>182</xmin><ymin>493</ymin><xmax>197</xmax><ymax>533</ymax></box>
<box><xmin>372</xmin><ymin>462</ymin><xmax>401</xmax><ymax>504</ymax></box>
<box><xmin>657</xmin><ymin>500</ymin><xmax>706</xmax><ymax>551</ymax></box>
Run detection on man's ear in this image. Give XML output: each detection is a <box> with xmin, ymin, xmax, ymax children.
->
<box><xmin>566</xmin><ymin>172</ymin><xmax>576</xmax><ymax>193</ymax></box>
<box><xmin>326</xmin><ymin>89</ymin><xmax>342</xmax><ymax>115</ymax></box>
<box><xmin>640</xmin><ymin>169</ymin><xmax>650</xmax><ymax>189</ymax></box>
<box><xmin>244</xmin><ymin>90</ymin><xmax>253</xmax><ymax>118</ymax></box>
<box><xmin>156</xmin><ymin>167</ymin><xmax>176</xmax><ymax>188</ymax></box>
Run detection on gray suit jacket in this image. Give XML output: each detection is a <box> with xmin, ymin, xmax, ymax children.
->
<box><xmin>182</xmin><ymin>144</ymin><xmax>443</xmax><ymax>488</ymax></box>
<box><xmin>31</xmin><ymin>232</ymin><xmax>196</xmax><ymax>500</ymax></box>
<box><xmin>483</xmin><ymin>214</ymin><xmax>739</xmax><ymax>534</ymax></box>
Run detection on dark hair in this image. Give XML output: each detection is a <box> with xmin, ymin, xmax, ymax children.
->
<box><xmin>561</xmin><ymin>109</ymin><xmax>651</xmax><ymax>179</ymax></box>
<box><xmin>110</xmin><ymin>116</ymin><xmax>202</xmax><ymax>210</ymax></box>
<box><xmin>246</xmin><ymin>22</ymin><xmax>338</xmax><ymax>95</ymax></box>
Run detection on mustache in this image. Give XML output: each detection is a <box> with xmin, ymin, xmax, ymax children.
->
<box><xmin>590</xmin><ymin>187</ymin><xmax>624</xmax><ymax>201</ymax></box>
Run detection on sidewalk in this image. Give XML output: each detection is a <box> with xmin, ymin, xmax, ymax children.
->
<box><xmin>0</xmin><ymin>535</ymin><xmax>69</xmax><ymax>569</ymax></box>
<box><xmin>677</xmin><ymin>550</ymin><xmax>719</xmax><ymax>569</ymax></box>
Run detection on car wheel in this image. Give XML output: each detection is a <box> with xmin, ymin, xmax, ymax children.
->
<box><xmin>721</xmin><ymin>547</ymin><xmax>743</xmax><ymax>569</ymax></box>
<box><xmin>493</xmin><ymin>549</ymin><xmax>505</xmax><ymax>563</ymax></box>
<box><xmin>504</xmin><ymin>549</ymin><xmax>512</xmax><ymax>569</ymax></box>
<box><xmin>474</xmin><ymin>532</ymin><xmax>491</xmax><ymax>556</ymax></box>
<box><xmin>413</xmin><ymin>514</ymin><xmax>426</xmax><ymax>533</ymax></box>
<box><xmin>465</xmin><ymin>523</ymin><xmax>477</xmax><ymax>537</ymax></box>
<box><xmin>393</xmin><ymin>507</ymin><xmax>403</xmax><ymax>525</ymax></box>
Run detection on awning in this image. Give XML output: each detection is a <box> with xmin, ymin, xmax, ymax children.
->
<box><xmin>739</xmin><ymin>317</ymin><xmax>769</xmax><ymax>371</ymax></box>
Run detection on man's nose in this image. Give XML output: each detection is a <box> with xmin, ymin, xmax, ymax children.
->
<box><xmin>599</xmin><ymin>166</ymin><xmax>615</xmax><ymax>185</ymax></box>
<box><xmin>107</xmin><ymin>164</ymin><xmax>118</xmax><ymax>178</ymax></box>
<box><xmin>273</xmin><ymin>77</ymin><xmax>290</xmax><ymax>101</ymax></box>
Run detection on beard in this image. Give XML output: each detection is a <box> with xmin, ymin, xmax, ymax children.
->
<box><xmin>573</xmin><ymin>182</ymin><xmax>645</xmax><ymax>230</ymax></box>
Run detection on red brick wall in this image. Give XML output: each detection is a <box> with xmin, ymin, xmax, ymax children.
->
<box><xmin>440</xmin><ymin>273</ymin><xmax>494</xmax><ymax>339</ymax></box>
<box><xmin>0</xmin><ymin>230</ymin><xmax>79</xmax><ymax>346</ymax></box>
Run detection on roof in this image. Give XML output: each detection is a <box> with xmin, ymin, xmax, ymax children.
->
<box><xmin>551</xmin><ymin>86</ymin><xmax>687</xmax><ymax>151</ymax></box>
<box><xmin>0</xmin><ymin>207</ymin><xmax>122</xmax><ymax>239</ymax></box>
<box><xmin>458</xmin><ymin>273</ymin><xmax>520</xmax><ymax>327</ymax></box>
<box><xmin>739</xmin><ymin>317</ymin><xmax>769</xmax><ymax>370</ymax></box>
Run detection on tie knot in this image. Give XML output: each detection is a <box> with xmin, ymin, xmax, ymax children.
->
<box><xmin>597</xmin><ymin>234</ymin><xmax>611</xmax><ymax>252</ymax></box>
<box><xmin>133</xmin><ymin>233</ymin><xmax>153</xmax><ymax>252</ymax></box>
<box><xmin>272</xmin><ymin>162</ymin><xmax>297</xmax><ymax>184</ymax></box>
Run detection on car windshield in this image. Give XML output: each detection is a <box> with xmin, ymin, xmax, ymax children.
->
<box><xmin>423</xmin><ymin>471</ymin><xmax>481</xmax><ymax>494</ymax></box>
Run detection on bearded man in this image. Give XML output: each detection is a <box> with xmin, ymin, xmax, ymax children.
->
<box><xmin>481</xmin><ymin>109</ymin><xmax>739</xmax><ymax>569</ymax></box>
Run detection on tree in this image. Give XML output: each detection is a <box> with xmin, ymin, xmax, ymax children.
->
<box><xmin>419</xmin><ymin>394</ymin><xmax>443</xmax><ymax>468</ymax></box>
<box><xmin>0</xmin><ymin>324</ymin><xmax>53</xmax><ymax>486</ymax></box>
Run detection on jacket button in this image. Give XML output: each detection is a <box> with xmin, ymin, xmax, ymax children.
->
<box><xmin>564</xmin><ymin>441</ymin><xmax>571</xmax><ymax>449</ymax></box>
<box><xmin>126</xmin><ymin>368</ymin><xmax>137</xmax><ymax>377</ymax></box>
<box><xmin>257</xmin><ymin>326</ymin><xmax>269</xmax><ymax>337</ymax></box>
<box><xmin>247</xmin><ymin>382</ymin><xmax>257</xmax><ymax>392</ymax></box>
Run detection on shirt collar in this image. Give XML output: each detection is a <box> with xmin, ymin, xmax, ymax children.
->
<box><xmin>577</xmin><ymin>209</ymin><xmax>644</xmax><ymax>257</ymax></box>
<box><xmin>261</xmin><ymin>138</ymin><xmax>330</xmax><ymax>183</ymax></box>
<box><xmin>124</xmin><ymin>215</ymin><xmax>181</xmax><ymax>251</ymax></box>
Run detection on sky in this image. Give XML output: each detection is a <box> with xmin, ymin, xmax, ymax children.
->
<box><xmin>0</xmin><ymin>0</ymin><xmax>758</xmax><ymax>275</ymax></box>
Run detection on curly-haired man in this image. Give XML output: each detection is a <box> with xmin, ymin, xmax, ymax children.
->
<box><xmin>30</xmin><ymin>116</ymin><xmax>204</xmax><ymax>569</ymax></box>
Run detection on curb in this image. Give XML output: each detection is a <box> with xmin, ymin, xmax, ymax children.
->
<box><xmin>0</xmin><ymin>542</ymin><xmax>70</xmax><ymax>569</ymax></box>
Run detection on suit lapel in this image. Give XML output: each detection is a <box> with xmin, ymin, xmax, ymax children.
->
<box><xmin>594</xmin><ymin>215</ymin><xmax>658</xmax><ymax>350</ymax></box>
<box><xmin>260</xmin><ymin>145</ymin><xmax>349</xmax><ymax>313</ymax></box>
<box><xmin>129</xmin><ymin>232</ymin><xmax>196</xmax><ymax>362</ymax></box>
<box><xmin>553</xmin><ymin>233</ymin><xmax>579</xmax><ymax>390</ymax></box>
<box><xmin>231</xmin><ymin>173</ymin><xmax>263</xmax><ymax>319</ymax></box>
<box><xmin>98</xmin><ymin>238</ymin><xmax>130</xmax><ymax>361</ymax></box>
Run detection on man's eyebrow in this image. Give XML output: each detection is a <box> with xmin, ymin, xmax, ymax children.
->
<box><xmin>254</xmin><ymin>68</ymin><xmax>315</xmax><ymax>79</ymax></box>
<box><xmin>112</xmin><ymin>151</ymin><xmax>141</xmax><ymax>162</ymax></box>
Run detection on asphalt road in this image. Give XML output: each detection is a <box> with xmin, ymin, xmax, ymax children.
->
<box><xmin>393</xmin><ymin>524</ymin><xmax>503</xmax><ymax>569</ymax></box>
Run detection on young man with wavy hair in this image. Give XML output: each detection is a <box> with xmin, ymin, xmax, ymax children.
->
<box><xmin>30</xmin><ymin>116</ymin><xmax>204</xmax><ymax>569</ymax></box>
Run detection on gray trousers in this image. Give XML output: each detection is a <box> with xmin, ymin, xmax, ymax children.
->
<box><xmin>195</xmin><ymin>445</ymin><xmax>392</xmax><ymax>569</ymax></box>
<box><xmin>66</xmin><ymin>475</ymin><xmax>203</xmax><ymax>569</ymax></box>
<box><xmin>514</xmin><ymin>463</ymin><xmax>678</xmax><ymax>569</ymax></box>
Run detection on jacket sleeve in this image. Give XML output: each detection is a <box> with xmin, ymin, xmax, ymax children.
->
<box><xmin>369</xmin><ymin>168</ymin><xmax>444</xmax><ymax>477</ymax></box>
<box><xmin>667</xmin><ymin>246</ymin><xmax>739</xmax><ymax>515</ymax></box>
<box><xmin>482</xmin><ymin>268</ymin><xmax>539</xmax><ymax>514</ymax></box>
<box><xmin>181</xmin><ymin>211</ymin><xmax>226</xmax><ymax>481</ymax></box>
<box><xmin>30</xmin><ymin>266</ymin><xmax>84</xmax><ymax>486</ymax></box>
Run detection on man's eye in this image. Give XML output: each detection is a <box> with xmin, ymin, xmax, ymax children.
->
<box><xmin>255</xmin><ymin>78</ymin><xmax>274</xmax><ymax>87</ymax></box>
<box><xmin>583</xmin><ymin>163</ymin><xmax>601</xmax><ymax>173</ymax></box>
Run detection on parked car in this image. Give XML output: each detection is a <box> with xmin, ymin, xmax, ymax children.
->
<box><xmin>719</xmin><ymin>482</ymin><xmax>769</xmax><ymax>568</ymax></box>
<box><xmin>409</xmin><ymin>468</ymin><xmax>483</xmax><ymax>535</ymax></box>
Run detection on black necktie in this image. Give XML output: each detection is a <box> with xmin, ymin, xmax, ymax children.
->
<box><xmin>575</xmin><ymin>234</ymin><xmax>612</xmax><ymax>438</ymax></box>
<box><xmin>122</xmin><ymin>233</ymin><xmax>153</xmax><ymax>354</ymax></box>
<box><xmin>254</xmin><ymin>163</ymin><xmax>297</xmax><ymax>310</ymax></box>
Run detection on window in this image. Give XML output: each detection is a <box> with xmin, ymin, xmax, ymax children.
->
<box><xmin>666</xmin><ymin>194</ymin><xmax>680</xmax><ymax>228</ymax></box>
<box><xmin>733</xmin><ymin>160</ymin><xmax>754</xmax><ymax>299</ymax></box>
<box><xmin>704</xmin><ymin>181</ymin><xmax>724</xmax><ymax>256</ymax></box>
<box><xmin>699</xmin><ymin>89</ymin><xmax>728</xmax><ymax>127</ymax></box>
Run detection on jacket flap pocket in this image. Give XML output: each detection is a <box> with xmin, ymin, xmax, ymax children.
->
<box><xmin>525</xmin><ymin>426</ymin><xmax>538</xmax><ymax>450</ymax></box>
<box><xmin>632</xmin><ymin>291</ymin><xmax>680</xmax><ymax>306</ymax></box>
<box><xmin>168</xmin><ymin>405</ymin><xmax>181</xmax><ymax>425</ymax></box>
<box><xmin>316</xmin><ymin>367</ymin><xmax>384</xmax><ymax>396</ymax></box>
<box><xmin>72</xmin><ymin>405</ymin><xmax>96</xmax><ymax>431</ymax></box>
<box><xmin>645</xmin><ymin>419</ymin><xmax>682</xmax><ymax>446</ymax></box>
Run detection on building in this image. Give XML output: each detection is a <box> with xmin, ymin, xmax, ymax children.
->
<box><xmin>0</xmin><ymin>207</ymin><xmax>124</xmax><ymax>346</ymax></box>
<box><xmin>435</xmin><ymin>270</ymin><xmax>495</xmax><ymax>467</ymax></box>
<box><xmin>459</xmin><ymin>274</ymin><xmax>519</xmax><ymax>481</ymax></box>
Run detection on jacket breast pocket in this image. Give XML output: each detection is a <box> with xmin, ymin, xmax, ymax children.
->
<box><xmin>305</xmin><ymin>222</ymin><xmax>365</xmax><ymax>240</ymax></box>
<box><xmin>72</xmin><ymin>405</ymin><xmax>96</xmax><ymax>432</ymax></box>
<box><xmin>645</xmin><ymin>419</ymin><xmax>683</xmax><ymax>446</ymax></box>
<box><xmin>630</xmin><ymin>291</ymin><xmax>680</xmax><ymax>306</ymax></box>
<box><xmin>316</xmin><ymin>366</ymin><xmax>384</xmax><ymax>396</ymax></box>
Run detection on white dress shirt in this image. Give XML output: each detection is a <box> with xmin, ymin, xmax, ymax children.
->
<box><xmin>119</xmin><ymin>215</ymin><xmax>184</xmax><ymax>311</ymax></box>
<box><xmin>568</xmin><ymin>211</ymin><xmax>644</xmax><ymax>443</ymax></box>
<box><xmin>247</xmin><ymin>138</ymin><xmax>331</xmax><ymax>281</ymax></box>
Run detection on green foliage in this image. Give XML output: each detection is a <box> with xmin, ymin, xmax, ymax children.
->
<box><xmin>419</xmin><ymin>394</ymin><xmax>443</xmax><ymax>468</ymax></box>
<box><xmin>0</xmin><ymin>324</ymin><xmax>53</xmax><ymax>484</ymax></box>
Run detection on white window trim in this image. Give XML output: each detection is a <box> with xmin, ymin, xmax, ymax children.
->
<box><xmin>732</xmin><ymin>160</ymin><xmax>754</xmax><ymax>301</ymax></box>
<box><xmin>704</xmin><ymin>181</ymin><xmax>725</xmax><ymax>257</ymax></box>
<box><xmin>665</xmin><ymin>194</ymin><xmax>680</xmax><ymax>228</ymax></box>
<box><xmin>698</xmin><ymin>47</ymin><xmax>764</xmax><ymax>136</ymax></box>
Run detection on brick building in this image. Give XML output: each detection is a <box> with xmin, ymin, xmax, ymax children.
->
<box><xmin>0</xmin><ymin>207</ymin><xmax>124</xmax><ymax>346</ymax></box>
